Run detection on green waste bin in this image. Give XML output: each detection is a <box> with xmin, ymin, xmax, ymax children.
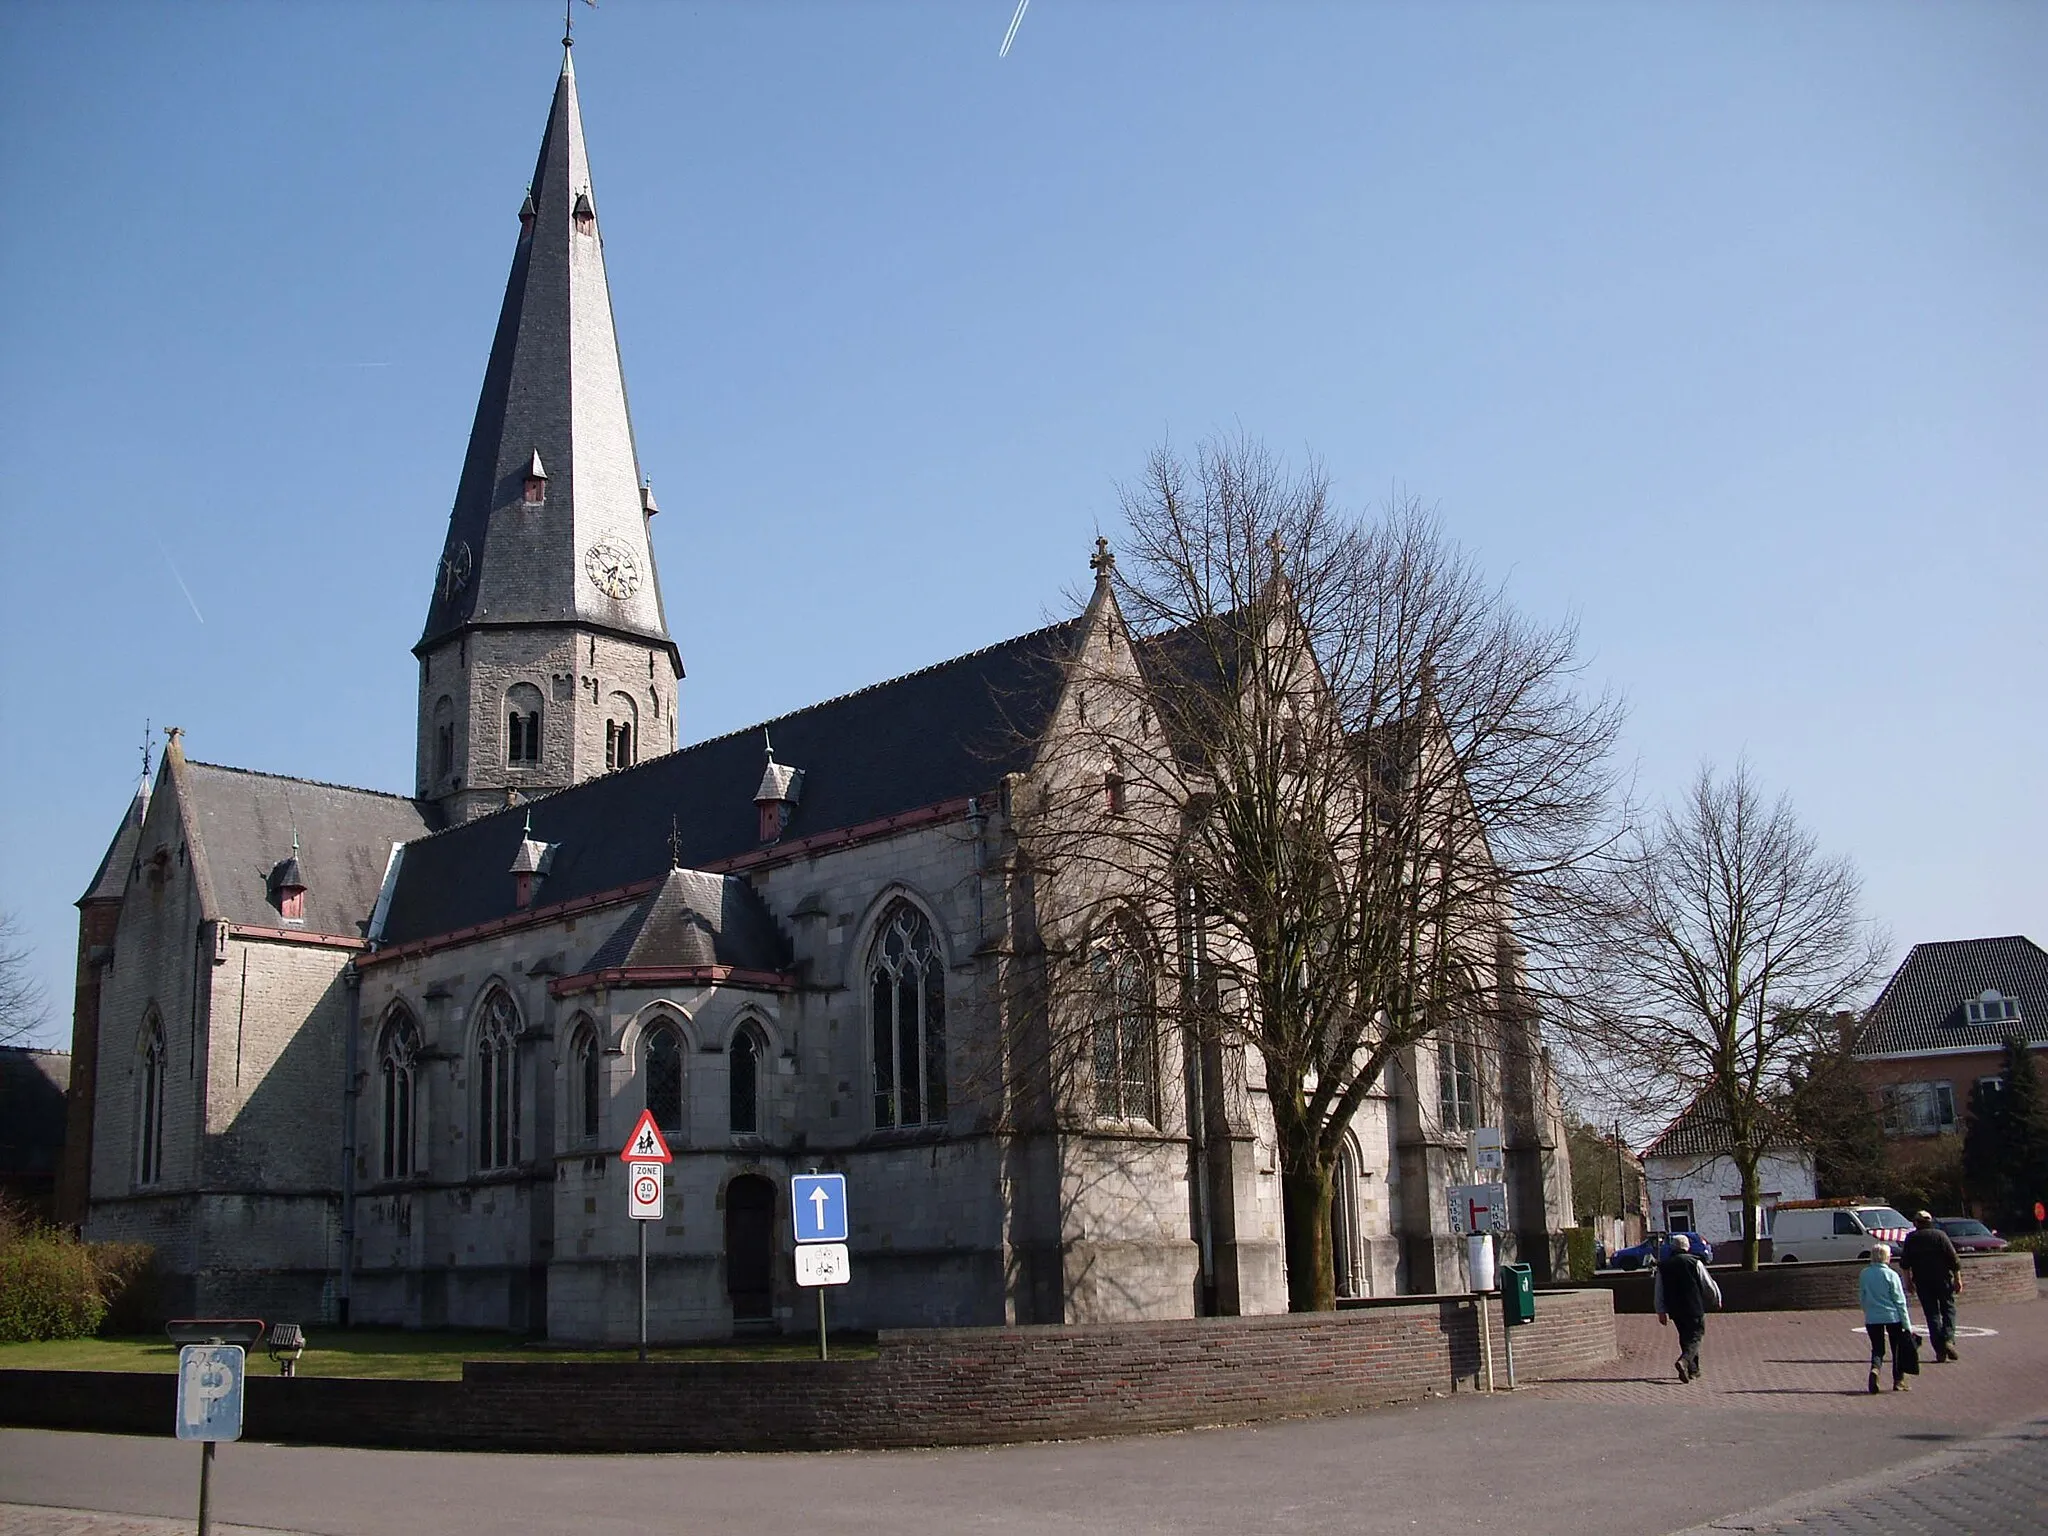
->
<box><xmin>1501</xmin><ymin>1262</ymin><xmax>1535</xmax><ymax>1325</ymax></box>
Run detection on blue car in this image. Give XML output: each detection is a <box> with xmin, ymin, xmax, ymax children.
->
<box><xmin>1607</xmin><ymin>1232</ymin><xmax>1714</xmax><ymax>1269</ymax></box>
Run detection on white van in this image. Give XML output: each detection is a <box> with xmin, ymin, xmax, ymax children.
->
<box><xmin>1769</xmin><ymin>1201</ymin><xmax>1915</xmax><ymax>1262</ymax></box>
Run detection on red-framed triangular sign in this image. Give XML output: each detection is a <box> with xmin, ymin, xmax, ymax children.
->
<box><xmin>618</xmin><ymin>1108</ymin><xmax>673</xmax><ymax>1164</ymax></box>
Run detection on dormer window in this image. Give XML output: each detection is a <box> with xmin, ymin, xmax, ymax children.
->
<box><xmin>509</xmin><ymin>815</ymin><xmax>555</xmax><ymax>910</ymax></box>
<box><xmin>522</xmin><ymin>450</ymin><xmax>548</xmax><ymax>505</ymax></box>
<box><xmin>517</xmin><ymin>190</ymin><xmax>536</xmax><ymax>236</ymax></box>
<box><xmin>1964</xmin><ymin>990</ymin><xmax>2023</xmax><ymax>1027</ymax></box>
<box><xmin>754</xmin><ymin>744</ymin><xmax>803</xmax><ymax>843</ymax></box>
<box><xmin>269</xmin><ymin>838</ymin><xmax>307</xmax><ymax>926</ymax></box>
<box><xmin>573</xmin><ymin>190</ymin><xmax>595</xmax><ymax>236</ymax></box>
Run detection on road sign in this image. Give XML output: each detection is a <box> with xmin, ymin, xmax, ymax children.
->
<box><xmin>1449</xmin><ymin>1181</ymin><xmax>1509</xmax><ymax>1236</ymax></box>
<box><xmin>628</xmin><ymin>1161</ymin><xmax>664</xmax><ymax>1221</ymax></box>
<box><xmin>792</xmin><ymin>1173</ymin><xmax>848</xmax><ymax>1243</ymax></box>
<box><xmin>619</xmin><ymin>1109</ymin><xmax>673</xmax><ymax>1164</ymax></box>
<box><xmin>1471</xmin><ymin>1127</ymin><xmax>1505</xmax><ymax>1172</ymax></box>
<box><xmin>795</xmin><ymin>1242</ymin><xmax>851</xmax><ymax>1287</ymax></box>
<box><xmin>175</xmin><ymin>1345</ymin><xmax>245</xmax><ymax>1443</ymax></box>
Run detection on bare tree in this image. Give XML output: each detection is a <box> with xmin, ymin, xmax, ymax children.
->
<box><xmin>1561</xmin><ymin>764</ymin><xmax>1886</xmax><ymax>1269</ymax></box>
<box><xmin>0</xmin><ymin>911</ymin><xmax>49</xmax><ymax>1046</ymax></box>
<box><xmin>1011</xmin><ymin>436</ymin><xmax>1622</xmax><ymax>1310</ymax></box>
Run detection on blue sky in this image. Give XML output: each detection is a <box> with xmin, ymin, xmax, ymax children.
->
<box><xmin>2</xmin><ymin>2</ymin><xmax>2042</xmax><ymax>1052</ymax></box>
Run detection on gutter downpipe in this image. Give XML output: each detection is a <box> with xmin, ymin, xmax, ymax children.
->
<box><xmin>338</xmin><ymin>961</ymin><xmax>360</xmax><ymax>1327</ymax></box>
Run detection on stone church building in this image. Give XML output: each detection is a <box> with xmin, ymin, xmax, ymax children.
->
<box><xmin>60</xmin><ymin>49</ymin><xmax>1574</xmax><ymax>1339</ymax></box>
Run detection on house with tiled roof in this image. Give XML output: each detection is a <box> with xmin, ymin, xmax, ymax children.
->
<box><xmin>1850</xmin><ymin>937</ymin><xmax>2048</xmax><ymax>1171</ymax></box>
<box><xmin>64</xmin><ymin>44</ymin><xmax>1575</xmax><ymax>1338</ymax></box>
<box><xmin>1640</xmin><ymin>1091</ymin><xmax>1815</xmax><ymax>1252</ymax></box>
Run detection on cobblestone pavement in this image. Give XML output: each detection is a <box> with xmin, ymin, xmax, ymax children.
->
<box><xmin>1677</xmin><ymin>1417</ymin><xmax>2048</xmax><ymax>1533</ymax></box>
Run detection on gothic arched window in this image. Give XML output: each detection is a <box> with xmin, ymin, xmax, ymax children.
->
<box><xmin>475</xmin><ymin>990</ymin><xmax>521</xmax><ymax>1170</ymax></box>
<box><xmin>569</xmin><ymin>1016</ymin><xmax>601</xmax><ymax>1144</ymax></box>
<box><xmin>379</xmin><ymin>1007</ymin><xmax>422</xmax><ymax>1179</ymax></box>
<box><xmin>136</xmin><ymin>1011</ymin><xmax>166</xmax><ymax>1185</ymax></box>
<box><xmin>729</xmin><ymin>1024</ymin><xmax>762</xmax><ymax>1136</ymax></box>
<box><xmin>867</xmin><ymin>899</ymin><xmax>946</xmax><ymax>1129</ymax></box>
<box><xmin>1437</xmin><ymin>1035</ymin><xmax>1479</xmax><ymax>1133</ymax></box>
<box><xmin>1091</xmin><ymin>915</ymin><xmax>1156</xmax><ymax>1122</ymax></box>
<box><xmin>642</xmin><ymin>1019</ymin><xmax>684</xmax><ymax>1139</ymax></box>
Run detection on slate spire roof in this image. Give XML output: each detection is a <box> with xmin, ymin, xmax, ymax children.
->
<box><xmin>418</xmin><ymin>48</ymin><xmax>675</xmax><ymax>665</ymax></box>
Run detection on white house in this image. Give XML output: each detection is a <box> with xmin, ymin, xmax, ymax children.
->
<box><xmin>1641</xmin><ymin>1093</ymin><xmax>1814</xmax><ymax>1252</ymax></box>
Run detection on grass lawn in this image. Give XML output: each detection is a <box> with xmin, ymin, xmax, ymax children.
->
<box><xmin>0</xmin><ymin>1329</ymin><xmax>873</xmax><ymax>1379</ymax></box>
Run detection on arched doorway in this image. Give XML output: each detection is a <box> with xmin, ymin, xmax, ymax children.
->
<box><xmin>724</xmin><ymin>1174</ymin><xmax>776</xmax><ymax>1324</ymax></box>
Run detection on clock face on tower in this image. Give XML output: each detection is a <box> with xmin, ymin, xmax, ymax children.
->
<box><xmin>584</xmin><ymin>541</ymin><xmax>640</xmax><ymax>600</ymax></box>
<box><xmin>439</xmin><ymin>541</ymin><xmax>472</xmax><ymax>600</ymax></box>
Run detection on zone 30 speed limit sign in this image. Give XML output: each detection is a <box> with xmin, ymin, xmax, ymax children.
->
<box><xmin>629</xmin><ymin>1162</ymin><xmax>664</xmax><ymax>1221</ymax></box>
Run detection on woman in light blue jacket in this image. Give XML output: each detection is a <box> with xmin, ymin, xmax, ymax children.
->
<box><xmin>1859</xmin><ymin>1242</ymin><xmax>1915</xmax><ymax>1393</ymax></box>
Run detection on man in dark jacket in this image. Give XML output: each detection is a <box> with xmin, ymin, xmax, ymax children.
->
<box><xmin>1900</xmin><ymin>1210</ymin><xmax>1963</xmax><ymax>1362</ymax></box>
<box><xmin>1654</xmin><ymin>1233</ymin><xmax>1723</xmax><ymax>1382</ymax></box>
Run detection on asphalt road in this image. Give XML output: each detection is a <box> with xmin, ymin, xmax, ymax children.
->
<box><xmin>4</xmin><ymin>1292</ymin><xmax>2044</xmax><ymax>1536</ymax></box>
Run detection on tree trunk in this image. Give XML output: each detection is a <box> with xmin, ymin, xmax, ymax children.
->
<box><xmin>1738</xmin><ymin>1153</ymin><xmax>1763</xmax><ymax>1272</ymax></box>
<box><xmin>1282</xmin><ymin>1165</ymin><xmax>1336</xmax><ymax>1312</ymax></box>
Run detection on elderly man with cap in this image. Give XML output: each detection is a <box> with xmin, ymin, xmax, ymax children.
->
<box><xmin>1899</xmin><ymin>1209</ymin><xmax>1963</xmax><ymax>1361</ymax></box>
<box><xmin>1653</xmin><ymin>1233</ymin><xmax>1722</xmax><ymax>1383</ymax></box>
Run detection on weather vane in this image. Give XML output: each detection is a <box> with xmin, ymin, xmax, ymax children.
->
<box><xmin>564</xmin><ymin>0</ymin><xmax>595</xmax><ymax>50</ymax></box>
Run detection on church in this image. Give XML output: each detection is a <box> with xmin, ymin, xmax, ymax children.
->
<box><xmin>59</xmin><ymin>47</ymin><xmax>1575</xmax><ymax>1340</ymax></box>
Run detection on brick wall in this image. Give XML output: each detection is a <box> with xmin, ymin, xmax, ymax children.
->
<box><xmin>0</xmin><ymin>1288</ymin><xmax>1615</xmax><ymax>1452</ymax></box>
<box><xmin>1587</xmin><ymin>1252</ymin><xmax>2037</xmax><ymax>1313</ymax></box>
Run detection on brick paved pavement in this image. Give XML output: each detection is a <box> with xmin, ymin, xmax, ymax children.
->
<box><xmin>1530</xmin><ymin>1290</ymin><xmax>2048</xmax><ymax>1428</ymax></box>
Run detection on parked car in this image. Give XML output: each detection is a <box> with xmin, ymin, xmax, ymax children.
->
<box><xmin>1769</xmin><ymin>1200</ymin><xmax>1914</xmax><ymax>1262</ymax></box>
<box><xmin>1608</xmin><ymin>1232</ymin><xmax>1714</xmax><ymax>1269</ymax></box>
<box><xmin>1936</xmin><ymin>1217</ymin><xmax>2009</xmax><ymax>1253</ymax></box>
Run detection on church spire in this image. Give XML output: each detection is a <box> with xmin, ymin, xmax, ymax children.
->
<box><xmin>414</xmin><ymin>50</ymin><xmax>683</xmax><ymax>822</ymax></box>
<box><xmin>418</xmin><ymin>49</ymin><xmax>676</xmax><ymax>666</ymax></box>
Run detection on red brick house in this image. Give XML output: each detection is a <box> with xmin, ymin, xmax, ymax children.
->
<box><xmin>1851</xmin><ymin>936</ymin><xmax>2048</xmax><ymax>1183</ymax></box>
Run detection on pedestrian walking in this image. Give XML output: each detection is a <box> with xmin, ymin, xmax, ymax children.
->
<box><xmin>1859</xmin><ymin>1242</ymin><xmax>1918</xmax><ymax>1393</ymax></box>
<box><xmin>1654</xmin><ymin>1233</ymin><xmax>1722</xmax><ymax>1382</ymax></box>
<box><xmin>1899</xmin><ymin>1210</ymin><xmax>1963</xmax><ymax>1362</ymax></box>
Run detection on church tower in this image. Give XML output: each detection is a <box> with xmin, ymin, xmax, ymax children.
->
<box><xmin>416</xmin><ymin>46</ymin><xmax>681</xmax><ymax>824</ymax></box>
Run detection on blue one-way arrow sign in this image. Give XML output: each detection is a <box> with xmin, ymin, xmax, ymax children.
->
<box><xmin>792</xmin><ymin>1173</ymin><xmax>848</xmax><ymax>1244</ymax></box>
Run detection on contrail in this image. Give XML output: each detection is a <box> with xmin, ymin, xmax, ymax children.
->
<box><xmin>999</xmin><ymin>0</ymin><xmax>1030</xmax><ymax>58</ymax></box>
<box><xmin>156</xmin><ymin>539</ymin><xmax>206</xmax><ymax>624</ymax></box>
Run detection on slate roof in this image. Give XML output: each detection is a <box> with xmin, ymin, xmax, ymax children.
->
<box><xmin>181</xmin><ymin>763</ymin><xmax>438</xmax><ymax>937</ymax></box>
<box><xmin>1642</xmin><ymin>1089</ymin><xmax>1800</xmax><ymax>1162</ymax></box>
<box><xmin>582</xmin><ymin>869</ymin><xmax>790</xmax><ymax>974</ymax></box>
<box><xmin>378</xmin><ymin>618</ymin><xmax>1084</xmax><ymax>946</ymax></box>
<box><xmin>0</xmin><ymin>1049</ymin><xmax>69</xmax><ymax>1177</ymax></box>
<box><xmin>419</xmin><ymin>50</ymin><xmax>674</xmax><ymax>660</ymax></box>
<box><xmin>1853</xmin><ymin>936</ymin><xmax>2048</xmax><ymax>1057</ymax></box>
<box><xmin>79</xmin><ymin>776</ymin><xmax>150</xmax><ymax>906</ymax></box>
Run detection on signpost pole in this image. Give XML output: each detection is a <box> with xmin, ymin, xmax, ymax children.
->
<box><xmin>197</xmin><ymin>1439</ymin><xmax>215</xmax><ymax>1536</ymax></box>
<box><xmin>638</xmin><ymin>1218</ymin><xmax>648</xmax><ymax>1365</ymax></box>
<box><xmin>817</xmin><ymin>1287</ymin><xmax>828</xmax><ymax>1361</ymax></box>
<box><xmin>1502</xmin><ymin>1307</ymin><xmax>1517</xmax><ymax>1390</ymax></box>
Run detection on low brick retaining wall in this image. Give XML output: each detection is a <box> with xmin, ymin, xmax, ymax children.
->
<box><xmin>0</xmin><ymin>1288</ymin><xmax>1615</xmax><ymax>1452</ymax></box>
<box><xmin>1587</xmin><ymin>1252</ymin><xmax>2037</xmax><ymax>1314</ymax></box>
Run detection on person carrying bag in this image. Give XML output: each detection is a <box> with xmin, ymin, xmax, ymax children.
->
<box><xmin>1860</xmin><ymin>1242</ymin><xmax>1918</xmax><ymax>1393</ymax></box>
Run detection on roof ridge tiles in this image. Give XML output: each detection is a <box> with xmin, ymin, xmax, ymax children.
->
<box><xmin>682</xmin><ymin>616</ymin><xmax>1086</xmax><ymax>754</ymax></box>
<box><xmin>184</xmin><ymin>760</ymin><xmax>426</xmax><ymax>805</ymax></box>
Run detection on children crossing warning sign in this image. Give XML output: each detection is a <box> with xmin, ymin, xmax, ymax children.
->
<box><xmin>618</xmin><ymin>1108</ymin><xmax>673</xmax><ymax>1164</ymax></box>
